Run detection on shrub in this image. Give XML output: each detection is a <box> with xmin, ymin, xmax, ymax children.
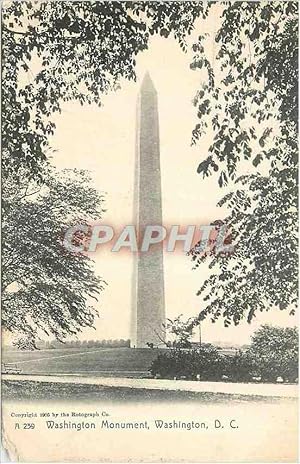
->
<box><xmin>248</xmin><ymin>325</ymin><xmax>298</xmax><ymax>382</ymax></box>
<box><xmin>223</xmin><ymin>350</ymin><xmax>255</xmax><ymax>382</ymax></box>
<box><xmin>149</xmin><ymin>325</ymin><xmax>298</xmax><ymax>383</ymax></box>
<box><xmin>150</xmin><ymin>346</ymin><xmax>224</xmax><ymax>381</ymax></box>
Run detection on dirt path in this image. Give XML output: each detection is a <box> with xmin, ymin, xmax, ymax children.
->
<box><xmin>2</xmin><ymin>374</ymin><xmax>297</xmax><ymax>398</ymax></box>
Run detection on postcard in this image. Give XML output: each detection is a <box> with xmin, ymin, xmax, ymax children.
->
<box><xmin>1</xmin><ymin>1</ymin><xmax>298</xmax><ymax>462</ymax></box>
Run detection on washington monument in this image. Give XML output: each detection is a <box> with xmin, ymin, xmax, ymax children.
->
<box><xmin>131</xmin><ymin>72</ymin><xmax>166</xmax><ymax>348</ymax></box>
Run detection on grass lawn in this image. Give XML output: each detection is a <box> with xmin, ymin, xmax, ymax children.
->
<box><xmin>2</xmin><ymin>348</ymin><xmax>164</xmax><ymax>375</ymax></box>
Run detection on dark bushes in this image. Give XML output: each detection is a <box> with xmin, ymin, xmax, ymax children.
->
<box><xmin>150</xmin><ymin>345</ymin><xmax>226</xmax><ymax>381</ymax></box>
<box><xmin>150</xmin><ymin>341</ymin><xmax>298</xmax><ymax>383</ymax></box>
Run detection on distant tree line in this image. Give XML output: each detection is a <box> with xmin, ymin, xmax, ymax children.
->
<box><xmin>36</xmin><ymin>339</ymin><xmax>130</xmax><ymax>349</ymax></box>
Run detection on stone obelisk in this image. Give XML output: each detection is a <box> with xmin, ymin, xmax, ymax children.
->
<box><xmin>131</xmin><ymin>72</ymin><xmax>165</xmax><ymax>348</ymax></box>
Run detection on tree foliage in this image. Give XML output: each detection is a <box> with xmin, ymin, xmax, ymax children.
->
<box><xmin>2</xmin><ymin>167</ymin><xmax>106</xmax><ymax>348</ymax></box>
<box><xmin>2</xmin><ymin>1</ymin><xmax>208</xmax><ymax>178</ymax></box>
<box><xmin>164</xmin><ymin>315</ymin><xmax>195</xmax><ymax>349</ymax></box>
<box><xmin>248</xmin><ymin>325</ymin><xmax>298</xmax><ymax>382</ymax></box>
<box><xmin>190</xmin><ymin>2</ymin><xmax>298</xmax><ymax>325</ymax></box>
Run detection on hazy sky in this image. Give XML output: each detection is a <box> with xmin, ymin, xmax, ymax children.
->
<box><xmin>51</xmin><ymin>29</ymin><xmax>295</xmax><ymax>344</ymax></box>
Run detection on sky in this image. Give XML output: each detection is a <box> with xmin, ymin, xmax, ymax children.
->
<box><xmin>51</xmin><ymin>31</ymin><xmax>296</xmax><ymax>345</ymax></box>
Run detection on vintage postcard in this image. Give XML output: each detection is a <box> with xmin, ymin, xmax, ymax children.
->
<box><xmin>1</xmin><ymin>1</ymin><xmax>298</xmax><ymax>462</ymax></box>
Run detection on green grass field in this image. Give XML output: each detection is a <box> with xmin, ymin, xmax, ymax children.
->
<box><xmin>2</xmin><ymin>347</ymin><xmax>164</xmax><ymax>376</ymax></box>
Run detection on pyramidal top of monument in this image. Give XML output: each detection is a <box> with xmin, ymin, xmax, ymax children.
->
<box><xmin>140</xmin><ymin>71</ymin><xmax>157</xmax><ymax>94</ymax></box>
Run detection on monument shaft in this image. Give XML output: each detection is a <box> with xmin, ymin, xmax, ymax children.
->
<box><xmin>131</xmin><ymin>73</ymin><xmax>165</xmax><ymax>348</ymax></box>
